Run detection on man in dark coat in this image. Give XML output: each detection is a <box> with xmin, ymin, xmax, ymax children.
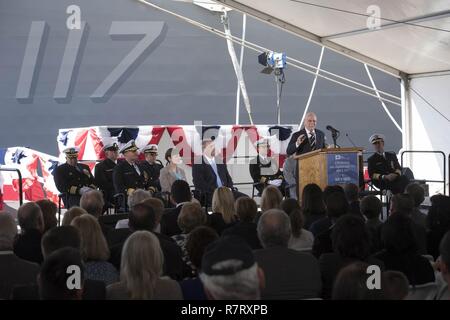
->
<box><xmin>54</xmin><ymin>147</ymin><xmax>97</xmax><ymax>208</ymax></box>
<box><xmin>287</xmin><ymin>112</ymin><xmax>326</xmax><ymax>156</ymax></box>
<box><xmin>94</xmin><ymin>142</ymin><xmax>119</xmax><ymax>208</ymax></box>
<box><xmin>140</xmin><ymin>144</ymin><xmax>164</xmax><ymax>194</ymax></box>
<box><xmin>367</xmin><ymin>133</ymin><xmax>409</xmax><ymax>194</ymax></box>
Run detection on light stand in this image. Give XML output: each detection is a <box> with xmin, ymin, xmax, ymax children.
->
<box><xmin>275</xmin><ymin>68</ymin><xmax>285</xmax><ymax>125</ymax></box>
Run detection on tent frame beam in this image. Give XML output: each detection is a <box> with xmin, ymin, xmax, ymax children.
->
<box><xmin>217</xmin><ymin>0</ymin><xmax>403</xmax><ymax>78</ymax></box>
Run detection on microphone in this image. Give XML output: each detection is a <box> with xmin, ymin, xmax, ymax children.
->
<box><xmin>326</xmin><ymin>125</ymin><xmax>340</xmax><ymax>134</ymax></box>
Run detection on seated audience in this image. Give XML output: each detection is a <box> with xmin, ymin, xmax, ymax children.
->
<box><xmin>319</xmin><ymin>214</ymin><xmax>384</xmax><ymax>299</ymax></box>
<box><xmin>62</xmin><ymin>206</ymin><xmax>88</xmax><ymax>226</ymax></box>
<box><xmin>71</xmin><ymin>214</ymin><xmax>119</xmax><ymax>285</ymax></box>
<box><xmin>0</xmin><ymin>213</ymin><xmax>39</xmax><ymax>300</ymax></box>
<box><xmin>332</xmin><ymin>262</ymin><xmax>386</xmax><ymax>300</ymax></box>
<box><xmin>389</xmin><ymin>193</ymin><xmax>427</xmax><ymax>255</ymax></box>
<box><xmin>222</xmin><ymin>197</ymin><xmax>262</xmax><ymax>249</ymax></box>
<box><xmin>199</xmin><ymin>236</ymin><xmax>264</xmax><ymax>300</ymax></box>
<box><xmin>208</xmin><ymin>187</ymin><xmax>238</xmax><ymax>235</ymax></box>
<box><xmin>109</xmin><ymin>203</ymin><xmax>184</xmax><ymax>280</ymax></box>
<box><xmin>344</xmin><ymin>183</ymin><xmax>362</xmax><ymax>217</ymax></box>
<box><xmin>383</xmin><ymin>271</ymin><xmax>409</xmax><ymax>300</ymax></box>
<box><xmin>36</xmin><ymin>199</ymin><xmax>57</xmax><ymax>232</ymax></box>
<box><xmin>436</xmin><ymin>231</ymin><xmax>450</xmax><ymax>300</ymax></box>
<box><xmin>427</xmin><ymin>195</ymin><xmax>450</xmax><ymax>259</ymax></box>
<box><xmin>374</xmin><ymin>213</ymin><xmax>435</xmax><ymax>285</ymax></box>
<box><xmin>115</xmin><ymin>189</ymin><xmax>152</xmax><ymax>229</ymax></box>
<box><xmin>360</xmin><ymin>195</ymin><xmax>383</xmax><ymax>253</ymax></box>
<box><xmin>142</xmin><ymin>197</ymin><xmax>165</xmax><ymax>233</ymax></box>
<box><xmin>172</xmin><ymin>202</ymin><xmax>207</xmax><ymax>275</ymax></box>
<box><xmin>38</xmin><ymin>248</ymin><xmax>84</xmax><ymax>300</ymax></box>
<box><xmin>260</xmin><ymin>185</ymin><xmax>283</xmax><ymax>213</ymax></box>
<box><xmin>161</xmin><ymin>180</ymin><xmax>192</xmax><ymax>237</ymax></box>
<box><xmin>80</xmin><ymin>190</ymin><xmax>105</xmax><ymax>218</ymax></box>
<box><xmin>107</xmin><ymin>231</ymin><xmax>182</xmax><ymax>300</ymax></box>
<box><xmin>159</xmin><ymin>147</ymin><xmax>187</xmax><ymax>193</ymax></box>
<box><xmin>14</xmin><ymin>202</ymin><xmax>44</xmax><ymax>264</ymax></box>
<box><xmin>405</xmin><ymin>183</ymin><xmax>427</xmax><ymax>229</ymax></box>
<box><xmin>312</xmin><ymin>191</ymin><xmax>349</xmax><ymax>258</ymax></box>
<box><xmin>254</xmin><ymin>209</ymin><xmax>321</xmax><ymax>299</ymax></box>
<box><xmin>301</xmin><ymin>183</ymin><xmax>327</xmax><ymax>229</ymax></box>
<box><xmin>180</xmin><ymin>226</ymin><xmax>219</xmax><ymax>300</ymax></box>
<box><xmin>281</xmin><ymin>199</ymin><xmax>314</xmax><ymax>252</ymax></box>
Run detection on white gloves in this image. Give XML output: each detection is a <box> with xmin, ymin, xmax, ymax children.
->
<box><xmin>268</xmin><ymin>179</ymin><xmax>283</xmax><ymax>187</ymax></box>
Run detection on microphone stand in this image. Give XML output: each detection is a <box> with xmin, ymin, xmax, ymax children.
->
<box><xmin>332</xmin><ymin>131</ymin><xmax>340</xmax><ymax>148</ymax></box>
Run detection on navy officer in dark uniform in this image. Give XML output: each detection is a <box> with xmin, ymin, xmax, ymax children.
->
<box><xmin>112</xmin><ymin>140</ymin><xmax>146</xmax><ymax>200</ymax></box>
<box><xmin>54</xmin><ymin>147</ymin><xmax>97</xmax><ymax>208</ymax></box>
<box><xmin>94</xmin><ymin>142</ymin><xmax>119</xmax><ymax>208</ymax></box>
<box><xmin>140</xmin><ymin>144</ymin><xmax>164</xmax><ymax>194</ymax></box>
<box><xmin>367</xmin><ymin>133</ymin><xmax>410</xmax><ymax>194</ymax></box>
<box><xmin>249</xmin><ymin>138</ymin><xmax>285</xmax><ymax>196</ymax></box>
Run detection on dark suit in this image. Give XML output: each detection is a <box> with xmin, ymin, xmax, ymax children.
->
<box><xmin>254</xmin><ymin>246</ymin><xmax>322</xmax><ymax>299</ymax></box>
<box><xmin>249</xmin><ymin>156</ymin><xmax>285</xmax><ymax>195</ymax></box>
<box><xmin>222</xmin><ymin>222</ymin><xmax>262</xmax><ymax>250</ymax></box>
<box><xmin>0</xmin><ymin>253</ymin><xmax>40</xmax><ymax>300</ymax></box>
<box><xmin>94</xmin><ymin>158</ymin><xmax>117</xmax><ymax>206</ymax></box>
<box><xmin>140</xmin><ymin>160</ymin><xmax>164</xmax><ymax>192</ymax></box>
<box><xmin>160</xmin><ymin>205</ymin><xmax>183</xmax><ymax>237</ymax></box>
<box><xmin>192</xmin><ymin>156</ymin><xmax>234</xmax><ymax>205</ymax></box>
<box><xmin>367</xmin><ymin>152</ymin><xmax>409</xmax><ymax>194</ymax></box>
<box><xmin>13</xmin><ymin>229</ymin><xmax>43</xmax><ymax>265</ymax></box>
<box><xmin>112</xmin><ymin>160</ymin><xmax>146</xmax><ymax>196</ymax></box>
<box><xmin>287</xmin><ymin>128</ymin><xmax>326</xmax><ymax>156</ymax></box>
<box><xmin>54</xmin><ymin>162</ymin><xmax>96</xmax><ymax>208</ymax></box>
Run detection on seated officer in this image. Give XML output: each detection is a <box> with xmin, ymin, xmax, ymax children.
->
<box><xmin>94</xmin><ymin>142</ymin><xmax>119</xmax><ymax>208</ymax></box>
<box><xmin>54</xmin><ymin>147</ymin><xmax>97</xmax><ymax>208</ymax></box>
<box><xmin>140</xmin><ymin>144</ymin><xmax>164</xmax><ymax>194</ymax></box>
<box><xmin>367</xmin><ymin>134</ymin><xmax>410</xmax><ymax>194</ymax></box>
<box><xmin>112</xmin><ymin>140</ymin><xmax>146</xmax><ymax>200</ymax></box>
<box><xmin>249</xmin><ymin>138</ymin><xmax>285</xmax><ymax>196</ymax></box>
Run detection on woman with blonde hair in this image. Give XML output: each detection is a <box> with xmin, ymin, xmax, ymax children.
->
<box><xmin>106</xmin><ymin>231</ymin><xmax>182</xmax><ymax>300</ymax></box>
<box><xmin>261</xmin><ymin>185</ymin><xmax>283</xmax><ymax>212</ymax></box>
<box><xmin>71</xmin><ymin>214</ymin><xmax>119</xmax><ymax>285</ymax></box>
<box><xmin>209</xmin><ymin>187</ymin><xmax>238</xmax><ymax>234</ymax></box>
<box><xmin>62</xmin><ymin>206</ymin><xmax>88</xmax><ymax>226</ymax></box>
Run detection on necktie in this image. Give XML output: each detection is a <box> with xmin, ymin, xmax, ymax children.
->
<box><xmin>309</xmin><ymin>131</ymin><xmax>316</xmax><ymax>150</ymax></box>
<box><xmin>210</xmin><ymin>159</ymin><xmax>223</xmax><ymax>188</ymax></box>
<box><xmin>133</xmin><ymin>164</ymin><xmax>141</xmax><ymax>176</ymax></box>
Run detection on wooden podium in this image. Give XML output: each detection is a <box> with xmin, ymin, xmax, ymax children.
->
<box><xmin>294</xmin><ymin>147</ymin><xmax>363</xmax><ymax>198</ymax></box>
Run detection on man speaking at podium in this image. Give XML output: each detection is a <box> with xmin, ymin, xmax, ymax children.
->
<box><xmin>287</xmin><ymin>112</ymin><xmax>326</xmax><ymax>156</ymax></box>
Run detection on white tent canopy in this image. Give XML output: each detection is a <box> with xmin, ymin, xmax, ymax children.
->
<box><xmin>217</xmin><ymin>0</ymin><xmax>450</xmax><ymax>194</ymax></box>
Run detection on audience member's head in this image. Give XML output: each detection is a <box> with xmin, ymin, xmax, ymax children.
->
<box><xmin>177</xmin><ymin>202</ymin><xmax>206</xmax><ymax>234</ymax></box>
<box><xmin>235</xmin><ymin>197</ymin><xmax>258</xmax><ymax>223</ymax></box>
<box><xmin>36</xmin><ymin>199</ymin><xmax>57</xmax><ymax>232</ymax></box>
<box><xmin>405</xmin><ymin>183</ymin><xmax>425</xmax><ymax>208</ymax></box>
<box><xmin>41</xmin><ymin>226</ymin><xmax>81</xmax><ymax>258</ymax></box>
<box><xmin>288</xmin><ymin>209</ymin><xmax>305</xmax><ymax>239</ymax></box>
<box><xmin>332</xmin><ymin>262</ymin><xmax>386</xmax><ymax>300</ymax></box>
<box><xmin>212</xmin><ymin>187</ymin><xmax>236</xmax><ymax>224</ymax></box>
<box><xmin>344</xmin><ymin>183</ymin><xmax>359</xmax><ymax>203</ymax></box>
<box><xmin>120</xmin><ymin>231</ymin><xmax>163</xmax><ymax>299</ymax></box>
<box><xmin>128</xmin><ymin>203</ymin><xmax>157</xmax><ymax>232</ymax></box>
<box><xmin>186</xmin><ymin>226</ymin><xmax>219</xmax><ymax>270</ymax></box>
<box><xmin>301</xmin><ymin>183</ymin><xmax>326</xmax><ymax>216</ymax></box>
<box><xmin>38</xmin><ymin>248</ymin><xmax>84</xmax><ymax>300</ymax></box>
<box><xmin>382</xmin><ymin>271</ymin><xmax>409</xmax><ymax>300</ymax></box>
<box><xmin>439</xmin><ymin>231</ymin><xmax>450</xmax><ymax>285</ymax></box>
<box><xmin>325</xmin><ymin>191</ymin><xmax>349</xmax><ymax>221</ymax></box>
<box><xmin>17</xmin><ymin>202</ymin><xmax>44</xmax><ymax>233</ymax></box>
<box><xmin>332</xmin><ymin>214</ymin><xmax>370</xmax><ymax>261</ymax></box>
<box><xmin>257</xmin><ymin>209</ymin><xmax>291</xmax><ymax>248</ymax></box>
<box><xmin>170</xmin><ymin>180</ymin><xmax>192</xmax><ymax>205</ymax></box>
<box><xmin>323</xmin><ymin>185</ymin><xmax>345</xmax><ymax>202</ymax></box>
<box><xmin>360</xmin><ymin>195</ymin><xmax>382</xmax><ymax>221</ymax></box>
<box><xmin>71</xmin><ymin>214</ymin><xmax>110</xmax><ymax>262</ymax></box>
<box><xmin>427</xmin><ymin>195</ymin><xmax>450</xmax><ymax>233</ymax></box>
<box><xmin>62</xmin><ymin>206</ymin><xmax>88</xmax><ymax>226</ymax></box>
<box><xmin>260</xmin><ymin>186</ymin><xmax>283</xmax><ymax>212</ymax></box>
<box><xmin>381</xmin><ymin>214</ymin><xmax>418</xmax><ymax>255</ymax></box>
<box><xmin>142</xmin><ymin>198</ymin><xmax>165</xmax><ymax>227</ymax></box>
<box><xmin>80</xmin><ymin>190</ymin><xmax>104</xmax><ymax>218</ymax></box>
<box><xmin>127</xmin><ymin>189</ymin><xmax>152</xmax><ymax>211</ymax></box>
<box><xmin>199</xmin><ymin>236</ymin><xmax>264</xmax><ymax>300</ymax></box>
<box><xmin>390</xmin><ymin>194</ymin><xmax>414</xmax><ymax>215</ymax></box>
<box><xmin>281</xmin><ymin>198</ymin><xmax>301</xmax><ymax>215</ymax></box>
<box><xmin>0</xmin><ymin>213</ymin><xmax>17</xmax><ymax>251</ymax></box>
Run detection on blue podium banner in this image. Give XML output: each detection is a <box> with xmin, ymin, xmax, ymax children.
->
<box><xmin>327</xmin><ymin>153</ymin><xmax>358</xmax><ymax>185</ymax></box>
